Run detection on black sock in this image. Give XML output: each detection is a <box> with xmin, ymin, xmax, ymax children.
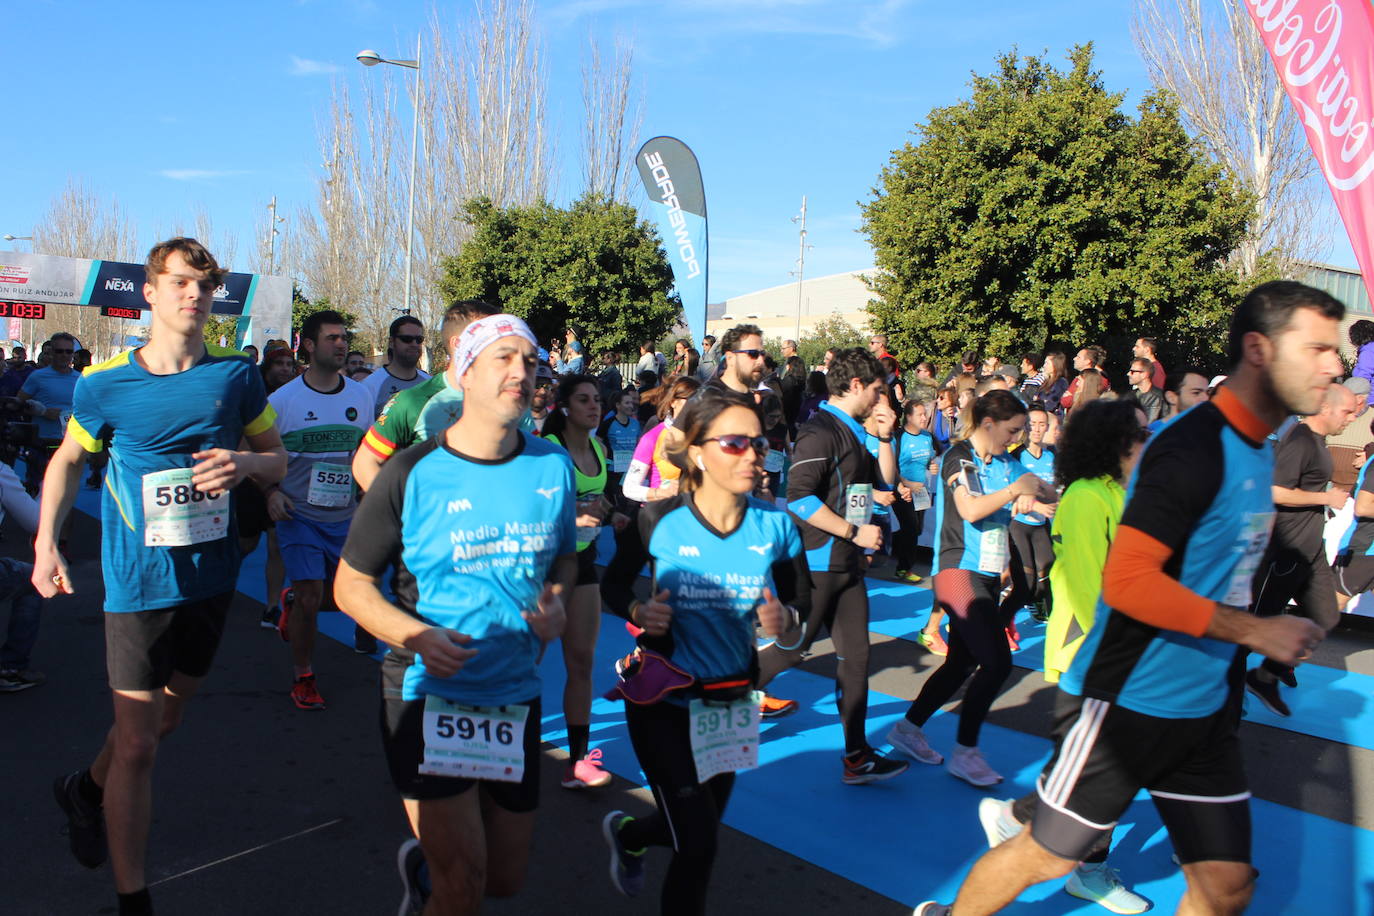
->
<box><xmin>78</xmin><ymin>768</ymin><xmax>103</xmax><ymax>806</ymax></box>
<box><xmin>118</xmin><ymin>888</ymin><xmax>153</xmax><ymax>916</ymax></box>
<box><xmin>568</xmin><ymin>724</ymin><xmax>590</xmax><ymax>762</ymax></box>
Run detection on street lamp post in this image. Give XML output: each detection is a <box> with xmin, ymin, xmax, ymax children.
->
<box><xmin>358</xmin><ymin>37</ymin><xmax>422</xmax><ymax>317</ymax></box>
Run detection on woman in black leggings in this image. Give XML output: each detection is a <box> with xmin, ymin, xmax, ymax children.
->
<box><xmin>886</xmin><ymin>390</ymin><xmax>1056</xmax><ymax>786</ymax></box>
<box><xmin>600</xmin><ymin>388</ymin><xmax>811</xmax><ymax>915</ymax></box>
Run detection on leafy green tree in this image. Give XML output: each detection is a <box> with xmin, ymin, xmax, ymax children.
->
<box><xmin>797</xmin><ymin>316</ymin><xmax>868</xmax><ymax>370</ymax></box>
<box><xmin>440</xmin><ymin>193</ymin><xmax>681</xmax><ymax>359</ymax></box>
<box><xmin>292</xmin><ymin>288</ymin><xmax>358</xmax><ymax>339</ymax></box>
<box><xmin>757</xmin><ymin>317</ymin><xmax>869</xmax><ymax>370</ymax></box>
<box><xmin>202</xmin><ymin>315</ymin><xmax>239</xmax><ymax>349</ymax></box>
<box><xmin>860</xmin><ymin>45</ymin><xmax>1254</xmax><ymax>376</ymax></box>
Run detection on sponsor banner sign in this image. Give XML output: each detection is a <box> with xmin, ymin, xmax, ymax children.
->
<box><xmin>87</xmin><ymin>261</ymin><xmax>145</xmax><ymax>311</ymax></box>
<box><xmin>636</xmin><ymin>136</ymin><xmax>708</xmax><ymax>347</ymax></box>
<box><xmin>1245</xmin><ymin>0</ymin><xmax>1374</xmax><ymax>304</ymax></box>
<box><xmin>0</xmin><ymin>253</ymin><xmax>85</xmax><ymax>305</ymax></box>
<box><xmin>0</xmin><ymin>251</ymin><xmax>290</xmax><ymax>350</ymax></box>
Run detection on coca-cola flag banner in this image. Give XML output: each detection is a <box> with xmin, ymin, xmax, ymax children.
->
<box><xmin>636</xmin><ymin>137</ymin><xmax>708</xmax><ymax>347</ymax></box>
<box><xmin>1245</xmin><ymin>0</ymin><xmax>1374</xmax><ymax>303</ymax></box>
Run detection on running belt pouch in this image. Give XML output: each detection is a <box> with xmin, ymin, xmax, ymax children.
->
<box><xmin>602</xmin><ymin>647</ymin><xmax>695</xmax><ymax>705</ymax></box>
<box><xmin>696</xmin><ymin>673</ymin><xmax>754</xmax><ymax>703</ymax></box>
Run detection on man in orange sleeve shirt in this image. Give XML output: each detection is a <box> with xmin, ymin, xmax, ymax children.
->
<box><xmin>916</xmin><ymin>281</ymin><xmax>1343</xmax><ymax>916</ymax></box>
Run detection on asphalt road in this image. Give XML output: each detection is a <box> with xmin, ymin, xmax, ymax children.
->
<box><xmin>5</xmin><ymin>508</ymin><xmax>1372</xmax><ymax>915</ymax></box>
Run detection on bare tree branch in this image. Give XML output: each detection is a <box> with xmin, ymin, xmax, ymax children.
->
<box><xmin>581</xmin><ymin>35</ymin><xmax>643</xmax><ymax>202</ymax></box>
<box><xmin>295</xmin><ymin>81</ymin><xmax>406</xmax><ymax>353</ymax></box>
<box><xmin>1133</xmin><ymin>0</ymin><xmax>1325</xmax><ymax>277</ymax></box>
<box><xmin>294</xmin><ymin>0</ymin><xmax>557</xmax><ymax>357</ymax></box>
<box><xmin>30</xmin><ymin>179</ymin><xmax>140</xmax><ymax>358</ymax></box>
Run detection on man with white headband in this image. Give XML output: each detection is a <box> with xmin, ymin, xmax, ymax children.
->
<box><xmin>335</xmin><ymin>312</ymin><xmax>576</xmax><ymax>915</ymax></box>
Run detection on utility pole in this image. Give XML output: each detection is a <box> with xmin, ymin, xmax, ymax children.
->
<box><xmin>790</xmin><ymin>196</ymin><xmax>812</xmax><ymax>342</ymax></box>
<box><xmin>265</xmin><ymin>196</ymin><xmax>286</xmax><ymax>275</ymax></box>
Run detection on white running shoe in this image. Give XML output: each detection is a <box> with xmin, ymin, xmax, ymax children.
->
<box><xmin>977</xmin><ymin>797</ymin><xmax>1024</xmax><ymax>848</ymax></box>
<box><xmin>1065</xmin><ymin>861</ymin><xmax>1152</xmax><ymax>914</ymax></box>
<box><xmin>886</xmin><ymin>720</ymin><xmax>943</xmax><ymax>765</ymax></box>
<box><xmin>946</xmin><ymin>745</ymin><xmax>1002</xmax><ymax>787</ymax></box>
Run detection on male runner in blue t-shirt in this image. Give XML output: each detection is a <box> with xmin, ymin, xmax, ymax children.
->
<box><xmin>335</xmin><ymin>313</ymin><xmax>574</xmax><ymax>916</ymax></box>
<box><xmin>35</xmin><ymin>238</ymin><xmax>286</xmax><ymax>916</ymax></box>
<box><xmin>17</xmin><ymin>330</ymin><xmax>81</xmax><ymax>491</ymax></box>
<box><xmin>916</xmin><ymin>281</ymin><xmax>1343</xmax><ymax>916</ymax></box>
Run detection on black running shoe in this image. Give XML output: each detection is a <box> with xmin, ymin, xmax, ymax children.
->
<box><xmin>1245</xmin><ymin>668</ymin><xmax>1291</xmax><ymax>717</ymax></box>
<box><xmin>53</xmin><ymin>770</ymin><xmax>107</xmax><ymax>868</ymax></box>
<box><xmin>260</xmin><ymin>606</ymin><xmax>281</xmax><ymax>630</ymax></box>
<box><xmin>396</xmin><ymin>838</ymin><xmax>428</xmax><ymax>916</ymax></box>
<box><xmin>841</xmin><ymin>746</ymin><xmax>909</xmax><ymax>785</ymax></box>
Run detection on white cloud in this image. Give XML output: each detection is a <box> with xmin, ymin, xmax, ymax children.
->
<box><xmin>548</xmin><ymin>0</ymin><xmax>910</xmax><ymax>47</ymax></box>
<box><xmin>289</xmin><ymin>55</ymin><xmax>341</xmax><ymax>76</ymax></box>
<box><xmin>158</xmin><ymin>169</ymin><xmax>251</xmax><ymax>181</ymax></box>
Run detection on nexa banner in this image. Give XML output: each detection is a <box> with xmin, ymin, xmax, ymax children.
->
<box><xmin>1244</xmin><ymin>0</ymin><xmax>1374</xmax><ymax>304</ymax></box>
<box><xmin>0</xmin><ymin>251</ymin><xmax>291</xmax><ymax>347</ymax></box>
<box><xmin>636</xmin><ymin>136</ymin><xmax>708</xmax><ymax>346</ymax></box>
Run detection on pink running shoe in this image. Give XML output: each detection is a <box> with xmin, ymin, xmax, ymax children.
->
<box><xmin>562</xmin><ymin>748</ymin><xmax>613</xmax><ymax>789</ymax></box>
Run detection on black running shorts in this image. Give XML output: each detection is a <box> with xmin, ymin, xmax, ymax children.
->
<box><xmin>380</xmin><ymin>652</ymin><xmax>541</xmax><ymax>811</ymax></box>
<box><xmin>575</xmin><ymin>545</ymin><xmax>599</xmax><ymax>587</ymax></box>
<box><xmin>1031</xmin><ymin>691</ymin><xmax>1251</xmax><ymax>866</ymax></box>
<box><xmin>234</xmin><ymin>479</ymin><xmax>274</xmax><ymax>539</ymax></box>
<box><xmin>104</xmin><ymin>593</ymin><xmax>234</xmax><ymax>691</ymax></box>
<box><xmin>1334</xmin><ymin>552</ymin><xmax>1374</xmax><ymax>599</ymax></box>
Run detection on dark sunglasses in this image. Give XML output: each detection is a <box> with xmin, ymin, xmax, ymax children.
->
<box><xmin>52</xmin><ymin>348</ymin><xmax>74</xmax><ymax>354</ymax></box>
<box><xmin>702</xmin><ymin>434</ymin><xmax>769</xmax><ymax>456</ymax></box>
<box><xmin>732</xmin><ymin>349</ymin><xmax>765</xmax><ymax>359</ymax></box>
<box><xmin>394</xmin><ymin>334</ymin><xmax>425</xmax><ymax>344</ymax></box>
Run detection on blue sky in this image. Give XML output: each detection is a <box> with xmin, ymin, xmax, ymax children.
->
<box><xmin>3</xmin><ymin>0</ymin><xmax>1353</xmax><ymax>303</ymax></box>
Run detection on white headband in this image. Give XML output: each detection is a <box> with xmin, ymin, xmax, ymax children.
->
<box><xmin>454</xmin><ymin>313</ymin><xmax>538</xmax><ymax>379</ymax></box>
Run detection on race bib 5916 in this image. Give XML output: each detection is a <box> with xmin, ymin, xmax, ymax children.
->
<box><xmin>419</xmin><ymin>697</ymin><xmax>528</xmax><ymax>783</ymax></box>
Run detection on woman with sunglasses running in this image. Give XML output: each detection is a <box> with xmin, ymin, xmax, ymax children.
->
<box><xmin>543</xmin><ymin>375</ymin><xmax>624</xmax><ymax>790</ymax></box>
<box><xmin>888</xmin><ymin>389</ymin><xmax>1057</xmax><ymax>786</ymax></box>
<box><xmin>600</xmin><ymin>387</ymin><xmax>811</xmax><ymax>915</ymax></box>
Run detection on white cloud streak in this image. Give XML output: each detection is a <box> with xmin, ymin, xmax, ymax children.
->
<box><xmin>548</xmin><ymin>0</ymin><xmax>910</xmax><ymax>47</ymax></box>
<box><xmin>158</xmin><ymin>169</ymin><xmax>252</xmax><ymax>181</ymax></box>
<box><xmin>289</xmin><ymin>55</ymin><xmax>341</xmax><ymax>76</ymax></box>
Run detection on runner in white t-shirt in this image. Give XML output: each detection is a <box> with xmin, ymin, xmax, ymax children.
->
<box><xmin>362</xmin><ymin>315</ymin><xmax>431</xmax><ymax>419</ymax></box>
<box><xmin>268</xmin><ymin>310</ymin><xmax>372</xmax><ymax>710</ymax></box>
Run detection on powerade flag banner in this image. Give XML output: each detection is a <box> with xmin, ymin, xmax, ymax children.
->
<box><xmin>636</xmin><ymin>137</ymin><xmax>708</xmax><ymax>346</ymax></box>
<box><xmin>1244</xmin><ymin>0</ymin><xmax>1374</xmax><ymax>305</ymax></box>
